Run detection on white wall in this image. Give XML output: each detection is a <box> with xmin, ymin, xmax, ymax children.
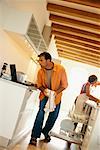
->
<box><xmin>0</xmin><ymin>29</ymin><xmax>37</xmax><ymax>82</ymax></box>
<box><xmin>0</xmin><ymin>3</ymin><xmax>2</xmax><ymax>26</ymax></box>
<box><xmin>0</xmin><ymin>1</ymin><xmax>4</xmax><ymax>27</ymax></box>
<box><xmin>3</xmin><ymin>0</ymin><xmax>48</xmax><ymax>33</ymax></box>
<box><xmin>26</xmin><ymin>59</ymin><xmax>38</xmax><ymax>82</ymax></box>
<box><xmin>48</xmin><ymin>35</ymin><xmax>59</xmax><ymax>59</ymax></box>
<box><xmin>0</xmin><ymin>29</ymin><xmax>29</xmax><ymax>71</ymax></box>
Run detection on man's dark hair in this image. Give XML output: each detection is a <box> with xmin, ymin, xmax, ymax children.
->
<box><xmin>38</xmin><ymin>52</ymin><xmax>52</xmax><ymax>61</ymax></box>
<box><xmin>88</xmin><ymin>75</ymin><xmax>98</xmax><ymax>83</ymax></box>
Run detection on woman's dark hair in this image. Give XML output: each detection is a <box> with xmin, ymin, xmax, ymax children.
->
<box><xmin>88</xmin><ymin>75</ymin><xmax>98</xmax><ymax>83</ymax></box>
<box><xmin>38</xmin><ymin>52</ymin><xmax>52</xmax><ymax>61</ymax></box>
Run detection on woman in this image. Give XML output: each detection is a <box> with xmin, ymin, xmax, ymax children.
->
<box><xmin>72</xmin><ymin>75</ymin><xmax>100</xmax><ymax>132</ymax></box>
<box><xmin>74</xmin><ymin>75</ymin><xmax>100</xmax><ymax>115</ymax></box>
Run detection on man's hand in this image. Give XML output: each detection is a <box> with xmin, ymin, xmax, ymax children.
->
<box><xmin>43</xmin><ymin>88</ymin><xmax>50</xmax><ymax>97</ymax></box>
<box><xmin>43</xmin><ymin>89</ymin><xmax>57</xmax><ymax>97</ymax></box>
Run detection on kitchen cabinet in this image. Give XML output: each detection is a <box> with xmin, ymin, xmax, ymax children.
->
<box><xmin>0</xmin><ymin>78</ymin><xmax>39</xmax><ymax>148</ymax></box>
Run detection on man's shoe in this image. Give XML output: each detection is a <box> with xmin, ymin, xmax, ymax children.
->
<box><xmin>41</xmin><ymin>130</ymin><xmax>51</xmax><ymax>143</ymax></box>
<box><xmin>29</xmin><ymin>138</ymin><xmax>37</xmax><ymax>146</ymax></box>
<box><xmin>44</xmin><ymin>135</ymin><xmax>51</xmax><ymax>143</ymax></box>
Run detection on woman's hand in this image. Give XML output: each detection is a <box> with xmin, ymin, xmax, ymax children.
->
<box><xmin>93</xmin><ymin>81</ymin><xmax>100</xmax><ymax>87</ymax></box>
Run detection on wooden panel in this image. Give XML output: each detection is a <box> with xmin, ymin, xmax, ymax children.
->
<box><xmin>56</xmin><ymin>42</ymin><xmax>100</xmax><ymax>57</ymax></box>
<box><xmin>47</xmin><ymin>3</ymin><xmax>100</xmax><ymax>23</ymax></box>
<box><xmin>54</xmin><ymin>36</ymin><xmax>100</xmax><ymax>52</ymax></box>
<box><xmin>50</xmin><ymin>14</ymin><xmax>100</xmax><ymax>34</ymax></box>
<box><xmin>47</xmin><ymin>0</ymin><xmax>100</xmax><ymax>68</ymax></box>
<box><xmin>52</xmin><ymin>23</ymin><xmax>100</xmax><ymax>41</ymax></box>
<box><xmin>57</xmin><ymin>48</ymin><xmax>99</xmax><ymax>62</ymax></box>
<box><xmin>52</xmin><ymin>30</ymin><xmax>99</xmax><ymax>47</ymax></box>
<box><xmin>57</xmin><ymin>46</ymin><xmax>100</xmax><ymax>58</ymax></box>
<box><xmin>58</xmin><ymin>51</ymin><xmax>100</xmax><ymax>65</ymax></box>
<box><xmin>62</xmin><ymin>0</ymin><xmax>100</xmax><ymax>8</ymax></box>
<box><xmin>58</xmin><ymin>53</ymin><xmax>100</xmax><ymax>68</ymax></box>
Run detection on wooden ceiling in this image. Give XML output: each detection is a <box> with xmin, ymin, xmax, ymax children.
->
<box><xmin>47</xmin><ymin>0</ymin><xmax>100</xmax><ymax>68</ymax></box>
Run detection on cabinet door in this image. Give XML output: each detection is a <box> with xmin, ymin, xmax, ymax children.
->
<box><xmin>0</xmin><ymin>80</ymin><xmax>26</xmax><ymax>139</ymax></box>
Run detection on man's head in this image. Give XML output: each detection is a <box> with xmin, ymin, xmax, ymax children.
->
<box><xmin>88</xmin><ymin>75</ymin><xmax>98</xmax><ymax>84</ymax></box>
<box><xmin>38</xmin><ymin>52</ymin><xmax>52</xmax><ymax>68</ymax></box>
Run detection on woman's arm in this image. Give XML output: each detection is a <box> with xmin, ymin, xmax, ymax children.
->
<box><xmin>86</xmin><ymin>83</ymin><xmax>100</xmax><ymax>103</ymax></box>
<box><xmin>93</xmin><ymin>81</ymin><xmax>100</xmax><ymax>87</ymax></box>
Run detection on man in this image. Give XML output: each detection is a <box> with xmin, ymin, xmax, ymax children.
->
<box><xmin>29</xmin><ymin>52</ymin><xmax>68</xmax><ymax>145</ymax></box>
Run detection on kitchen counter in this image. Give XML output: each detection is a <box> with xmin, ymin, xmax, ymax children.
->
<box><xmin>0</xmin><ymin>78</ymin><xmax>39</xmax><ymax>148</ymax></box>
<box><xmin>0</xmin><ymin>77</ymin><xmax>36</xmax><ymax>88</ymax></box>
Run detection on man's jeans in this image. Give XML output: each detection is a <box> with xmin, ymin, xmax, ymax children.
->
<box><xmin>31</xmin><ymin>97</ymin><xmax>61</xmax><ymax>139</ymax></box>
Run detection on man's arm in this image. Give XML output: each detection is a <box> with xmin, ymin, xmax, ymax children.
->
<box><xmin>55</xmin><ymin>67</ymin><xmax>68</xmax><ymax>96</ymax></box>
<box><xmin>55</xmin><ymin>87</ymin><xmax>66</xmax><ymax>96</ymax></box>
<box><xmin>38</xmin><ymin>86</ymin><xmax>45</xmax><ymax>92</ymax></box>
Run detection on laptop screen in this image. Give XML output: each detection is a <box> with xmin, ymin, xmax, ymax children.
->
<box><xmin>10</xmin><ymin>64</ymin><xmax>17</xmax><ymax>82</ymax></box>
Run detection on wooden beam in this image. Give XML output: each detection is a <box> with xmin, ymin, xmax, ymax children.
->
<box><xmin>56</xmin><ymin>43</ymin><xmax>100</xmax><ymax>57</ymax></box>
<box><xmin>62</xmin><ymin>0</ymin><xmax>100</xmax><ymax>8</ymax></box>
<box><xmin>57</xmin><ymin>48</ymin><xmax>99</xmax><ymax>62</ymax></box>
<box><xmin>58</xmin><ymin>51</ymin><xmax>100</xmax><ymax>65</ymax></box>
<box><xmin>47</xmin><ymin>3</ymin><xmax>99</xmax><ymax>23</ymax></box>
<box><xmin>58</xmin><ymin>53</ymin><xmax>100</xmax><ymax>68</ymax></box>
<box><xmin>49</xmin><ymin>14</ymin><xmax>100</xmax><ymax>34</ymax></box>
<box><xmin>55</xmin><ymin>35</ymin><xmax>100</xmax><ymax>51</ymax></box>
<box><xmin>54</xmin><ymin>36</ymin><xmax>100</xmax><ymax>52</ymax></box>
<box><xmin>55</xmin><ymin>39</ymin><xmax>100</xmax><ymax>55</ymax></box>
<box><xmin>52</xmin><ymin>30</ymin><xmax>99</xmax><ymax>47</ymax></box>
<box><xmin>56</xmin><ymin>44</ymin><xmax>100</xmax><ymax>59</ymax></box>
<box><xmin>52</xmin><ymin>23</ymin><xmax>100</xmax><ymax>41</ymax></box>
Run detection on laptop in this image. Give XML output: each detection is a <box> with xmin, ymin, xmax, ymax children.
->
<box><xmin>10</xmin><ymin>64</ymin><xmax>33</xmax><ymax>86</ymax></box>
<box><xmin>10</xmin><ymin>64</ymin><xmax>17</xmax><ymax>82</ymax></box>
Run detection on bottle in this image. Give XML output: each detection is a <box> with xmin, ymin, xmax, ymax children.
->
<box><xmin>0</xmin><ymin>63</ymin><xmax>8</xmax><ymax>77</ymax></box>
